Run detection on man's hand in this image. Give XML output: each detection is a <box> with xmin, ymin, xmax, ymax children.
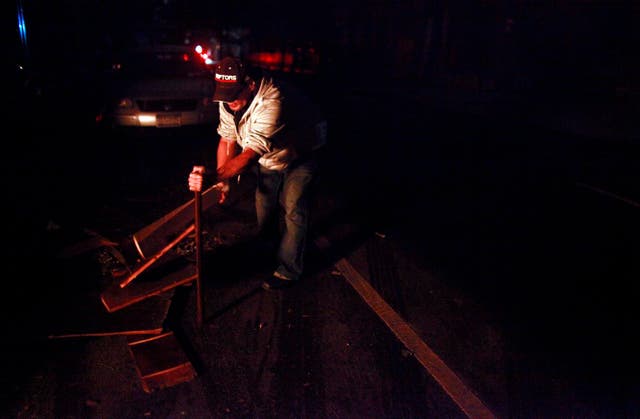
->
<box><xmin>212</xmin><ymin>181</ymin><xmax>230</xmax><ymax>204</ymax></box>
<box><xmin>188</xmin><ymin>166</ymin><xmax>205</xmax><ymax>192</ymax></box>
<box><xmin>189</xmin><ymin>167</ymin><xmax>229</xmax><ymax>203</ymax></box>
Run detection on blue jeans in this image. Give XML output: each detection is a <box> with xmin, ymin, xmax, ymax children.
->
<box><xmin>255</xmin><ymin>156</ymin><xmax>317</xmax><ymax>281</ymax></box>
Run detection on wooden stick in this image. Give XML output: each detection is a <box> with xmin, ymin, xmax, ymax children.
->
<box><xmin>120</xmin><ymin>224</ymin><xmax>195</xmax><ymax>288</ymax></box>
<box><xmin>194</xmin><ymin>189</ymin><xmax>204</xmax><ymax>329</ymax></box>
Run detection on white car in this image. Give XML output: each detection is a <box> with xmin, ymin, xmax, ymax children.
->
<box><xmin>100</xmin><ymin>44</ymin><xmax>217</xmax><ymax>129</ymax></box>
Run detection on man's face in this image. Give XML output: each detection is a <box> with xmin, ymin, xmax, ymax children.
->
<box><xmin>226</xmin><ymin>85</ymin><xmax>252</xmax><ymax>112</ymax></box>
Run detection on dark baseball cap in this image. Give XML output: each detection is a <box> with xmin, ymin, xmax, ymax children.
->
<box><xmin>212</xmin><ymin>56</ymin><xmax>247</xmax><ymax>102</ymax></box>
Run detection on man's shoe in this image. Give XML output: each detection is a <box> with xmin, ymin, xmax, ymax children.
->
<box><xmin>262</xmin><ymin>275</ymin><xmax>296</xmax><ymax>291</ymax></box>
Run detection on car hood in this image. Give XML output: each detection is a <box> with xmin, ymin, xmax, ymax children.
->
<box><xmin>121</xmin><ymin>77</ymin><xmax>214</xmax><ymax>98</ymax></box>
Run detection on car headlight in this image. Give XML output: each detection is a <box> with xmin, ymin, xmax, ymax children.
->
<box><xmin>117</xmin><ymin>98</ymin><xmax>134</xmax><ymax>109</ymax></box>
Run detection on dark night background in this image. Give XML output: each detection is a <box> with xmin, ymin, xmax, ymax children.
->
<box><xmin>12</xmin><ymin>0</ymin><xmax>639</xmax><ymax>242</ymax></box>
<box><xmin>16</xmin><ymin>0</ymin><xmax>640</xmax><ymax>105</ymax></box>
<box><xmin>8</xmin><ymin>0</ymin><xmax>640</xmax><ymax>417</ymax></box>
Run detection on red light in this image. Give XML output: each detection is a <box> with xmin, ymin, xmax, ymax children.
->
<box><xmin>182</xmin><ymin>53</ymin><xmax>189</xmax><ymax>61</ymax></box>
<box><xmin>249</xmin><ymin>52</ymin><xmax>294</xmax><ymax>71</ymax></box>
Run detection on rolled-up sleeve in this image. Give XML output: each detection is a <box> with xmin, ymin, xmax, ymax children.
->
<box><xmin>216</xmin><ymin>104</ymin><xmax>237</xmax><ymax>140</ymax></box>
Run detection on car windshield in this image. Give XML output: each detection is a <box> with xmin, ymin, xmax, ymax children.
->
<box><xmin>117</xmin><ymin>49</ymin><xmax>210</xmax><ymax>79</ymax></box>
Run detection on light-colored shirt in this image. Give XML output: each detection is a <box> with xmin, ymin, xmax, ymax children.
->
<box><xmin>217</xmin><ymin>75</ymin><xmax>327</xmax><ymax>171</ymax></box>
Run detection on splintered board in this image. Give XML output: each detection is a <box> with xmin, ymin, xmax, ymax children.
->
<box><xmin>101</xmin><ymin>261</ymin><xmax>197</xmax><ymax>313</ymax></box>
<box><xmin>131</xmin><ymin>185</ymin><xmax>221</xmax><ymax>259</ymax></box>
<box><xmin>127</xmin><ymin>331</ymin><xmax>196</xmax><ymax>393</ymax></box>
<box><xmin>129</xmin><ymin>181</ymin><xmax>255</xmax><ymax>260</ymax></box>
<box><xmin>47</xmin><ymin>292</ymin><xmax>172</xmax><ymax>339</ymax></box>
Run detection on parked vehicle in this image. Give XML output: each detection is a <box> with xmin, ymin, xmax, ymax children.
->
<box><xmin>98</xmin><ymin>43</ymin><xmax>217</xmax><ymax>130</ymax></box>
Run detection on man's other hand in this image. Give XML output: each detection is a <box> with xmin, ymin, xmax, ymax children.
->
<box><xmin>212</xmin><ymin>181</ymin><xmax>230</xmax><ymax>204</ymax></box>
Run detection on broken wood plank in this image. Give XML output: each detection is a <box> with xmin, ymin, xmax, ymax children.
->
<box><xmin>132</xmin><ymin>185</ymin><xmax>221</xmax><ymax>259</ymax></box>
<box><xmin>315</xmin><ymin>235</ymin><xmax>497</xmax><ymax>419</ymax></box>
<box><xmin>101</xmin><ymin>263</ymin><xmax>197</xmax><ymax>313</ymax></box>
<box><xmin>127</xmin><ymin>331</ymin><xmax>197</xmax><ymax>393</ymax></box>
<box><xmin>130</xmin><ymin>181</ymin><xmax>256</xmax><ymax>261</ymax></box>
<box><xmin>47</xmin><ymin>292</ymin><xmax>171</xmax><ymax>339</ymax></box>
<box><xmin>120</xmin><ymin>225</ymin><xmax>194</xmax><ymax>288</ymax></box>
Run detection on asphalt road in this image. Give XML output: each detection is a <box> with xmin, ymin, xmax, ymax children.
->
<box><xmin>4</xmin><ymin>82</ymin><xmax>640</xmax><ymax>417</ymax></box>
